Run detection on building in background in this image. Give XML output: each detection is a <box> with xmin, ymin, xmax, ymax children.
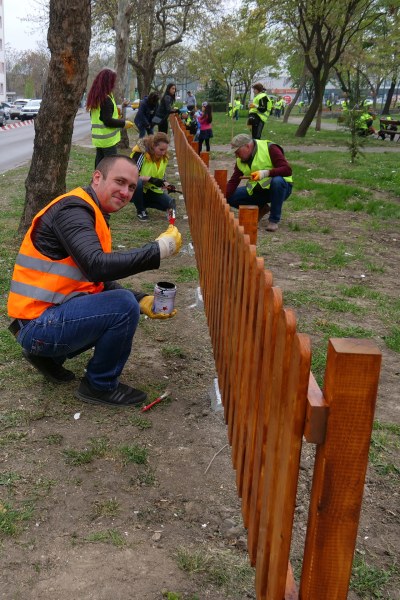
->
<box><xmin>0</xmin><ymin>0</ymin><xmax>6</xmax><ymax>102</ymax></box>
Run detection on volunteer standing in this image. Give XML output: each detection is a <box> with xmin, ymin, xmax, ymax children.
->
<box><xmin>248</xmin><ymin>82</ymin><xmax>273</xmax><ymax>139</ymax></box>
<box><xmin>86</xmin><ymin>68</ymin><xmax>134</xmax><ymax>167</ymax></box>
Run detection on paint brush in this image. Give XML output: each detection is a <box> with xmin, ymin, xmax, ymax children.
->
<box><xmin>141</xmin><ymin>390</ymin><xmax>170</xmax><ymax>412</ymax></box>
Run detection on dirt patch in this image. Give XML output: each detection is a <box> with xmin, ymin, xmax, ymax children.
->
<box><xmin>0</xmin><ymin>143</ymin><xmax>399</xmax><ymax>600</ymax></box>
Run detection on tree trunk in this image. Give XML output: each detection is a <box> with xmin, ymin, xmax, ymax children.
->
<box><xmin>295</xmin><ymin>71</ymin><xmax>326</xmax><ymax>137</ymax></box>
<box><xmin>383</xmin><ymin>78</ymin><xmax>396</xmax><ymax>114</ymax></box>
<box><xmin>315</xmin><ymin>102</ymin><xmax>323</xmax><ymax>131</ymax></box>
<box><xmin>283</xmin><ymin>86</ymin><xmax>303</xmax><ymax>123</ymax></box>
<box><xmin>19</xmin><ymin>0</ymin><xmax>91</xmax><ymax>234</ymax></box>
<box><xmin>115</xmin><ymin>0</ymin><xmax>132</xmax><ymax>149</ymax></box>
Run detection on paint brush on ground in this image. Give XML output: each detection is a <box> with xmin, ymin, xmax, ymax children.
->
<box><xmin>141</xmin><ymin>390</ymin><xmax>170</xmax><ymax>412</ymax></box>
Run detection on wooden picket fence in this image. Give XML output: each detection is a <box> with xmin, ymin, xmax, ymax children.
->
<box><xmin>170</xmin><ymin>116</ymin><xmax>382</xmax><ymax>599</ymax></box>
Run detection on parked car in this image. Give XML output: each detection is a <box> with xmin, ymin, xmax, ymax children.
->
<box><xmin>0</xmin><ymin>106</ymin><xmax>5</xmax><ymax>127</ymax></box>
<box><xmin>19</xmin><ymin>99</ymin><xmax>42</xmax><ymax>121</ymax></box>
<box><xmin>10</xmin><ymin>99</ymin><xmax>31</xmax><ymax>120</ymax></box>
<box><xmin>0</xmin><ymin>101</ymin><xmax>12</xmax><ymax>119</ymax></box>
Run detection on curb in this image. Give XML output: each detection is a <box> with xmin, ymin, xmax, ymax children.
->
<box><xmin>0</xmin><ymin>120</ymin><xmax>34</xmax><ymax>132</ymax></box>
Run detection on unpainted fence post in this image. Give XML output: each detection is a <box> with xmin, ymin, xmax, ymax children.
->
<box><xmin>300</xmin><ymin>338</ymin><xmax>382</xmax><ymax>600</ymax></box>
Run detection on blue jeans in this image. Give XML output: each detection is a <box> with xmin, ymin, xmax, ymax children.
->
<box><xmin>227</xmin><ymin>177</ymin><xmax>292</xmax><ymax>223</ymax></box>
<box><xmin>131</xmin><ymin>179</ymin><xmax>174</xmax><ymax>213</ymax></box>
<box><xmin>137</xmin><ymin>124</ymin><xmax>153</xmax><ymax>138</ymax></box>
<box><xmin>16</xmin><ymin>290</ymin><xmax>140</xmax><ymax>390</ymax></box>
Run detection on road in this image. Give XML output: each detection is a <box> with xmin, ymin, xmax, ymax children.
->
<box><xmin>0</xmin><ymin>111</ymin><xmax>92</xmax><ymax>174</ymax></box>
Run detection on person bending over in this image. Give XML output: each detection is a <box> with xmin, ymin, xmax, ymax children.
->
<box><xmin>226</xmin><ymin>133</ymin><xmax>293</xmax><ymax>232</ymax></box>
<box><xmin>8</xmin><ymin>155</ymin><xmax>182</xmax><ymax>407</ymax></box>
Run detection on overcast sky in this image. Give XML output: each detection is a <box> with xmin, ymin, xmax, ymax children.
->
<box><xmin>4</xmin><ymin>0</ymin><xmax>47</xmax><ymax>52</ymax></box>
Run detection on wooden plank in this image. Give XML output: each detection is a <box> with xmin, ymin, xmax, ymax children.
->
<box><xmin>299</xmin><ymin>338</ymin><xmax>382</xmax><ymax>600</ymax></box>
<box><xmin>214</xmin><ymin>169</ymin><xmax>228</xmax><ymax>196</ymax></box>
<box><xmin>246</xmin><ymin>285</ymin><xmax>282</xmax><ymax>564</ymax></box>
<box><xmin>254</xmin><ymin>308</ymin><xmax>298</xmax><ymax>598</ymax></box>
<box><xmin>200</xmin><ymin>151</ymin><xmax>210</xmax><ymax>167</ymax></box>
<box><xmin>255</xmin><ymin>329</ymin><xmax>311</xmax><ymax>599</ymax></box>
<box><xmin>239</xmin><ymin>205</ymin><xmax>259</xmax><ymax>245</ymax></box>
<box><xmin>304</xmin><ymin>373</ymin><xmax>329</xmax><ymax>444</ymax></box>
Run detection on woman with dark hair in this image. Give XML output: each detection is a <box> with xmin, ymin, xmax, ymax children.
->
<box><xmin>134</xmin><ymin>92</ymin><xmax>160</xmax><ymax>138</ymax></box>
<box><xmin>86</xmin><ymin>68</ymin><xmax>134</xmax><ymax>167</ymax></box>
<box><xmin>129</xmin><ymin>132</ymin><xmax>174</xmax><ymax>221</ymax></box>
<box><xmin>198</xmin><ymin>102</ymin><xmax>213</xmax><ymax>153</ymax></box>
<box><xmin>152</xmin><ymin>83</ymin><xmax>177</xmax><ymax>134</ymax></box>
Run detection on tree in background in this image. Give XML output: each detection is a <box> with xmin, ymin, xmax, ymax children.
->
<box><xmin>258</xmin><ymin>0</ymin><xmax>383</xmax><ymax>137</ymax></box>
<box><xmin>20</xmin><ymin>0</ymin><xmax>91</xmax><ymax>232</ymax></box>
<box><xmin>188</xmin><ymin>14</ymin><xmax>276</xmax><ymax>106</ymax></box>
<box><xmin>93</xmin><ymin>0</ymin><xmax>201</xmax><ymax>97</ymax></box>
<box><xmin>5</xmin><ymin>45</ymin><xmax>50</xmax><ymax>98</ymax></box>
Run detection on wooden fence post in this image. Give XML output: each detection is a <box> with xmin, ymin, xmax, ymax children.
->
<box><xmin>300</xmin><ymin>338</ymin><xmax>382</xmax><ymax>600</ymax></box>
<box><xmin>239</xmin><ymin>205</ymin><xmax>259</xmax><ymax>245</ymax></box>
<box><xmin>191</xmin><ymin>141</ymin><xmax>199</xmax><ymax>153</ymax></box>
<box><xmin>214</xmin><ymin>169</ymin><xmax>227</xmax><ymax>196</ymax></box>
<box><xmin>200</xmin><ymin>151</ymin><xmax>210</xmax><ymax>167</ymax></box>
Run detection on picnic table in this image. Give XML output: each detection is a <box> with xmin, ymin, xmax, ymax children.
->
<box><xmin>378</xmin><ymin>118</ymin><xmax>400</xmax><ymax>141</ymax></box>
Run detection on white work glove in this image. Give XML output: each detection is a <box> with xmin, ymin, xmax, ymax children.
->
<box><xmin>251</xmin><ymin>170</ymin><xmax>269</xmax><ymax>181</ymax></box>
<box><xmin>156</xmin><ymin>225</ymin><xmax>182</xmax><ymax>259</ymax></box>
<box><xmin>125</xmin><ymin>120</ymin><xmax>134</xmax><ymax>129</ymax></box>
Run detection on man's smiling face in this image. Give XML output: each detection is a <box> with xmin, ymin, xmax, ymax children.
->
<box><xmin>92</xmin><ymin>158</ymin><xmax>138</xmax><ymax>213</ymax></box>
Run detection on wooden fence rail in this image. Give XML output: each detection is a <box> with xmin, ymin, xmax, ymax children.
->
<box><xmin>170</xmin><ymin>116</ymin><xmax>382</xmax><ymax>600</ymax></box>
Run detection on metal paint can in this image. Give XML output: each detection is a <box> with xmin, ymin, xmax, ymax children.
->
<box><xmin>152</xmin><ymin>281</ymin><xmax>177</xmax><ymax>315</ymax></box>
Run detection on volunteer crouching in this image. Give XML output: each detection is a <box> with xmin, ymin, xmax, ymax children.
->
<box><xmin>226</xmin><ymin>133</ymin><xmax>293</xmax><ymax>232</ymax></box>
<box><xmin>7</xmin><ymin>155</ymin><xmax>182</xmax><ymax>407</ymax></box>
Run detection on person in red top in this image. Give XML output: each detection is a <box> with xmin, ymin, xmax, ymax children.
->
<box><xmin>226</xmin><ymin>133</ymin><xmax>293</xmax><ymax>232</ymax></box>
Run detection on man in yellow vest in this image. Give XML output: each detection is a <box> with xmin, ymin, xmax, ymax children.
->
<box><xmin>232</xmin><ymin>97</ymin><xmax>241</xmax><ymax>121</ymax></box>
<box><xmin>7</xmin><ymin>156</ymin><xmax>182</xmax><ymax>407</ymax></box>
<box><xmin>226</xmin><ymin>133</ymin><xmax>293</xmax><ymax>232</ymax></box>
<box><xmin>248</xmin><ymin>82</ymin><xmax>273</xmax><ymax>139</ymax></box>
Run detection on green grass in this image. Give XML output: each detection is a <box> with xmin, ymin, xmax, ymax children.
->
<box><xmin>127</xmin><ymin>414</ymin><xmax>153</xmax><ymax>430</ymax></box>
<box><xmin>174</xmin><ymin>266</ymin><xmax>199</xmax><ymax>282</ymax></box>
<box><xmin>92</xmin><ymin>499</ymin><xmax>120</xmax><ymax>519</ymax></box>
<box><xmin>63</xmin><ymin>437</ymin><xmax>110</xmax><ymax>466</ymax></box>
<box><xmin>85</xmin><ymin>529</ymin><xmax>126</xmax><ymax>547</ymax></box>
<box><xmin>161</xmin><ymin>344</ymin><xmax>186</xmax><ymax>359</ymax></box>
<box><xmin>0</xmin><ymin>500</ymin><xmax>34</xmax><ymax>536</ymax></box>
<box><xmin>350</xmin><ymin>554</ymin><xmax>399</xmax><ymax>599</ymax></box>
<box><xmin>118</xmin><ymin>444</ymin><xmax>148</xmax><ymax>465</ymax></box>
<box><xmin>176</xmin><ymin>546</ymin><xmax>254</xmax><ymax>599</ymax></box>
<box><xmin>369</xmin><ymin>420</ymin><xmax>400</xmax><ymax>478</ymax></box>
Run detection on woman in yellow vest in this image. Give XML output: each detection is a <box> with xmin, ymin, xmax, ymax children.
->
<box><xmin>130</xmin><ymin>132</ymin><xmax>175</xmax><ymax>221</ymax></box>
<box><xmin>86</xmin><ymin>68</ymin><xmax>133</xmax><ymax>167</ymax></box>
<box><xmin>248</xmin><ymin>82</ymin><xmax>272</xmax><ymax>139</ymax></box>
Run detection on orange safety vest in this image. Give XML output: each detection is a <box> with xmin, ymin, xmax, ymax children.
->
<box><xmin>7</xmin><ymin>188</ymin><xmax>111</xmax><ymax>320</ymax></box>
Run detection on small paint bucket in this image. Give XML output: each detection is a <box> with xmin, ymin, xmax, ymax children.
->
<box><xmin>152</xmin><ymin>281</ymin><xmax>177</xmax><ymax>315</ymax></box>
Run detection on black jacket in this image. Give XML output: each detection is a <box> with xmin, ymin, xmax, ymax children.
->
<box><xmin>134</xmin><ymin>96</ymin><xmax>158</xmax><ymax>131</ymax></box>
<box><xmin>31</xmin><ymin>186</ymin><xmax>160</xmax><ymax>299</ymax></box>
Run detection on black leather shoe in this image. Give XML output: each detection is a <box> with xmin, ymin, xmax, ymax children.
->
<box><xmin>22</xmin><ymin>350</ymin><xmax>75</xmax><ymax>384</ymax></box>
<box><xmin>75</xmin><ymin>377</ymin><xmax>147</xmax><ymax>407</ymax></box>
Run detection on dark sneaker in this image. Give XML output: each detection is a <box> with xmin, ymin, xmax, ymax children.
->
<box><xmin>75</xmin><ymin>377</ymin><xmax>147</xmax><ymax>407</ymax></box>
<box><xmin>22</xmin><ymin>350</ymin><xmax>75</xmax><ymax>384</ymax></box>
<box><xmin>137</xmin><ymin>211</ymin><xmax>149</xmax><ymax>221</ymax></box>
